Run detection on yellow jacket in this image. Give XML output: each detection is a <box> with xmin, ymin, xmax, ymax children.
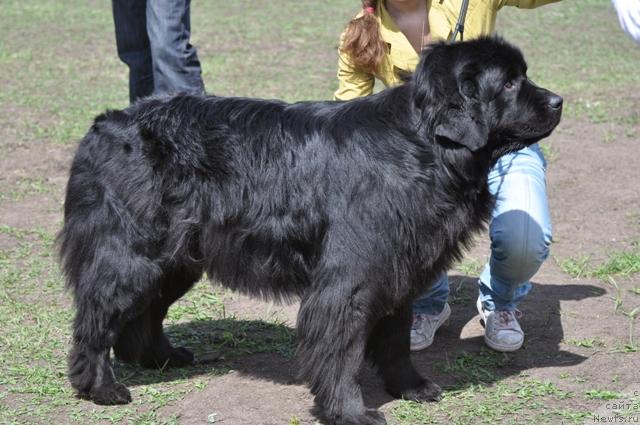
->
<box><xmin>334</xmin><ymin>0</ymin><xmax>560</xmax><ymax>100</ymax></box>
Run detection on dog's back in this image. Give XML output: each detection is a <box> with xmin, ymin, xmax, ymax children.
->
<box><xmin>61</xmin><ymin>90</ymin><xmax>439</xmax><ymax>304</ymax></box>
<box><xmin>60</xmin><ymin>95</ymin><xmax>343</xmax><ymax>305</ymax></box>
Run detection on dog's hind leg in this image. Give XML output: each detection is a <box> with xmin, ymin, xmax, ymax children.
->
<box><xmin>66</xmin><ymin>254</ymin><xmax>161</xmax><ymax>405</ymax></box>
<box><xmin>366</xmin><ymin>302</ymin><xmax>442</xmax><ymax>402</ymax></box>
<box><xmin>114</xmin><ymin>267</ymin><xmax>202</xmax><ymax>369</ymax></box>
<box><xmin>297</xmin><ymin>285</ymin><xmax>386</xmax><ymax>425</ymax></box>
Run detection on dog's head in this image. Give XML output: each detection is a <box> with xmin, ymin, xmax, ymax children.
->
<box><xmin>412</xmin><ymin>37</ymin><xmax>562</xmax><ymax>157</ymax></box>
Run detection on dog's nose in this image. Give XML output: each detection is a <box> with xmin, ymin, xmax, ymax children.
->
<box><xmin>548</xmin><ymin>94</ymin><xmax>563</xmax><ymax>110</ymax></box>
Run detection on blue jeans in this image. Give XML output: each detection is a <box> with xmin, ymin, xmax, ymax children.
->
<box><xmin>112</xmin><ymin>0</ymin><xmax>204</xmax><ymax>103</ymax></box>
<box><xmin>413</xmin><ymin>144</ymin><xmax>552</xmax><ymax>313</ymax></box>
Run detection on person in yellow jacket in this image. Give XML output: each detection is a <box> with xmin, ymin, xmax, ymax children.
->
<box><xmin>335</xmin><ymin>0</ymin><xmax>561</xmax><ymax>353</ymax></box>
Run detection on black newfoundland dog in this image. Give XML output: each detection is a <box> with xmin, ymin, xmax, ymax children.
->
<box><xmin>59</xmin><ymin>37</ymin><xmax>561</xmax><ymax>424</ymax></box>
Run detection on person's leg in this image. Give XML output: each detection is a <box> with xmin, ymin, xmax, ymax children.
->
<box><xmin>112</xmin><ymin>0</ymin><xmax>154</xmax><ymax>103</ymax></box>
<box><xmin>410</xmin><ymin>273</ymin><xmax>450</xmax><ymax>351</ymax></box>
<box><xmin>412</xmin><ymin>273</ymin><xmax>449</xmax><ymax>315</ymax></box>
<box><xmin>146</xmin><ymin>0</ymin><xmax>205</xmax><ymax>96</ymax></box>
<box><xmin>477</xmin><ymin>143</ymin><xmax>553</xmax><ymax>350</ymax></box>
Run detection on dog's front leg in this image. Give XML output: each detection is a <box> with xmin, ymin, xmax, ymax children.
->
<box><xmin>366</xmin><ymin>302</ymin><xmax>442</xmax><ymax>403</ymax></box>
<box><xmin>297</xmin><ymin>285</ymin><xmax>386</xmax><ymax>425</ymax></box>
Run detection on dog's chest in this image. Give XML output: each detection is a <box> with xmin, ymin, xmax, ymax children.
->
<box><xmin>413</xmin><ymin>184</ymin><xmax>493</xmax><ymax>269</ymax></box>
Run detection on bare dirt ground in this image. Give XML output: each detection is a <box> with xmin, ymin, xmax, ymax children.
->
<box><xmin>2</xmin><ymin>115</ymin><xmax>638</xmax><ymax>424</ymax></box>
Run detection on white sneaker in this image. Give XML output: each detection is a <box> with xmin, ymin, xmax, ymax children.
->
<box><xmin>476</xmin><ymin>298</ymin><xmax>524</xmax><ymax>352</ymax></box>
<box><xmin>410</xmin><ymin>303</ymin><xmax>451</xmax><ymax>352</ymax></box>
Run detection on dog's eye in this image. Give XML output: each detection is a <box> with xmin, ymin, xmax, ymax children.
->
<box><xmin>504</xmin><ymin>81</ymin><xmax>515</xmax><ymax>90</ymax></box>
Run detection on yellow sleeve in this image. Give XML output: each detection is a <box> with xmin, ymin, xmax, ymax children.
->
<box><xmin>333</xmin><ymin>37</ymin><xmax>375</xmax><ymax>101</ymax></box>
<box><xmin>497</xmin><ymin>0</ymin><xmax>561</xmax><ymax>9</ymax></box>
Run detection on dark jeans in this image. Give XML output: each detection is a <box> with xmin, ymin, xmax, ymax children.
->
<box><xmin>112</xmin><ymin>0</ymin><xmax>205</xmax><ymax>103</ymax></box>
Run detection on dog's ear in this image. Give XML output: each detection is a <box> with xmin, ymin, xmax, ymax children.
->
<box><xmin>414</xmin><ymin>45</ymin><xmax>489</xmax><ymax>151</ymax></box>
<box><xmin>433</xmin><ymin>59</ymin><xmax>489</xmax><ymax>152</ymax></box>
<box><xmin>458</xmin><ymin>62</ymin><xmax>481</xmax><ymax>100</ymax></box>
<box><xmin>435</xmin><ymin>105</ymin><xmax>488</xmax><ymax>152</ymax></box>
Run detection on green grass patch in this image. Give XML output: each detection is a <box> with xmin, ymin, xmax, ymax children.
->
<box><xmin>585</xmin><ymin>389</ymin><xmax>623</xmax><ymax>401</ymax></box>
<box><xmin>593</xmin><ymin>250</ymin><xmax>640</xmax><ymax>279</ymax></box>
<box><xmin>564</xmin><ymin>338</ymin><xmax>605</xmax><ymax>348</ymax></box>
<box><xmin>557</xmin><ymin>255</ymin><xmax>593</xmax><ymax>279</ymax></box>
<box><xmin>390</xmin><ymin>378</ymin><xmax>581</xmax><ymax>425</ymax></box>
<box><xmin>0</xmin><ymin>177</ymin><xmax>52</xmax><ymax>203</ymax></box>
<box><xmin>454</xmin><ymin>257</ymin><xmax>484</xmax><ymax>277</ymax></box>
<box><xmin>558</xmin><ymin>245</ymin><xmax>640</xmax><ymax>279</ymax></box>
<box><xmin>164</xmin><ymin>317</ymin><xmax>296</xmax><ymax>360</ymax></box>
<box><xmin>444</xmin><ymin>349</ymin><xmax>511</xmax><ymax>384</ymax></box>
<box><xmin>611</xmin><ymin>343</ymin><xmax>638</xmax><ymax>353</ymax></box>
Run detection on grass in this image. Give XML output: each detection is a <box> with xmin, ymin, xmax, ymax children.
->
<box><xmin>558</xmin><ymin>255</ymin><xmax>592</xmax><ymax>279</ymax></box>
<box><xmin>449</xmin><ymin>257</ymin><xmax>484</xmax><ymax>305</ymax></box>
<box><xmin>1</xmin><ymin>1</ymin><xmax>638</xmax><ymax>146</ymax></box>
<box><xmin>498</xmin><ymin>1</ymin><xmax>640</xmax><ymax>128</ymax></box>
<box><xmin>564</xmin><ymin>338</ymin><xmax>606</xmax><ymax>349</ymax></box>
<box><xmin>0</xmin><ymin>226</ymin><xmax>294</xmax><ymax>424</ymax></box>
<box><xmin>593</xmin><ymin>250</ymin><xmax>640</xmax><ymax>279</ymax></box>
<box><xmin>444</xmin><ymin>348</ymin><xmax>512</xmax><ymax>385</ymax></box>
<box><xmin>0</xmin><ymin>0</ymin><xmax>357</xmax><ymax>146</ymax></box>
<box><xmin>558</xmin><ymin>244</ymin><xmax>640</xmax><ymax>280</ymax></box>
<box><xmin>390</xmin><ymin>378</ymin><xmax>585</xmax><ymax>425</ymax></box>
<box><xmin>454</xmin><ymin>257</ymin><xmax>485</xmax><ymax>277</ymax></box>
<box><xmin>585</xmin><ymin>389</ymin><xmax>624</xmax><ymax>401</ymax></box>
<box><xmin>0</xmin><ymin>177</ymin><xmax>52</xmax><ymax>203</ymax></box>
<box><xmin>558</xmin><ymin>248</ymin><xmax>640</xmax><ymax>357</ymax></box>
<box><xmin>1</xmin><ymin>0</ymin><xmax>639</xmax><ymax>423</ymax></box>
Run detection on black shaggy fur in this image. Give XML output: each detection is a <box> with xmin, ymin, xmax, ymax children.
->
<box><xmin>58</xmin><ymin>37</ymin><xmax>562</xmax><ymax>424</ymax></box>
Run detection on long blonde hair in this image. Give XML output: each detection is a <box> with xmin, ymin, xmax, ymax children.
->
<box><xmin>340</xmin><ymin>1</ymin><xmax>387</xmax><ymax>74</ymax></box>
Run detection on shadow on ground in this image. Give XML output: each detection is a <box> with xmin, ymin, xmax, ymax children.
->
<box><xmin>411</xmin><ymin>276</ymin><xmax>606</xmax><ymax>390</ymax></box>
<box><xmin>116</xmin><ymin>277</ymin><xmax>606</xmax><ymax>414</ymax></box>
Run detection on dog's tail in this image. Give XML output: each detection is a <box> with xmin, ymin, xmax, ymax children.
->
<box><xmin>58</xmin><ymin>113</ymin><xmax>113</xmax><ymax>290</ymax></box>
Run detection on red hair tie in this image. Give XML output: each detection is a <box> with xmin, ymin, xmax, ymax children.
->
<box><xmin>364</xmin><ymin>6</ymin><xmax>375</xmax><ymax>14</ymax></box>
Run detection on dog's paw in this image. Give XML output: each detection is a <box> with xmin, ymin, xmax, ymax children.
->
<box><xmin>333</xmin><ymin>409</ymin><xmax>386</xmax><ymax>425</ymax></box>
<box><xmin>360</xmin><ymin>409</ymin><xmax>387</xmax><ymax>425</ymax></box>
<box><xmin>170</xmin><ymin>346</ymin><xmax>195</xmax><ymax>366</ymax></box>
<box><xmin>401</xmin><ymin>379</ymin><xmax>442</xmax><ymax>402</ymax></box>
<box><xmin>140</xmin><ymin>346</ymin><xmax>194</xmax><ymax>369</ymax></box>
<box><xmin>83</xmin><ymin>382</ymin><xmax>132</xmax><ymax>405</ymax></box>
